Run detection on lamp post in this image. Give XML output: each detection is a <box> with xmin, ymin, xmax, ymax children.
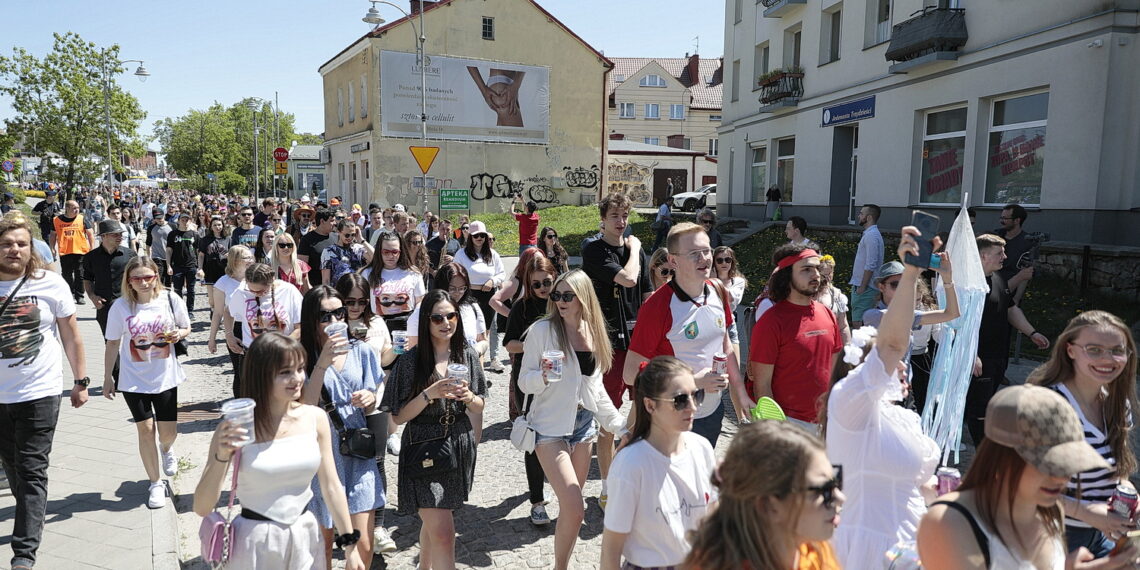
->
<box><xmin>364</xmin><ymin>0</ymin><xmax>428</xmax><ymax>214</ymax></box>
<box><xmin>101</xmin><ymin>56</ymin><xmax>149</xmax><ymax>187</ymax></box>
<box><xmin>246</xmin><ymin>98</ymin><xmax>268</xmax><ymax>202</ymax></box>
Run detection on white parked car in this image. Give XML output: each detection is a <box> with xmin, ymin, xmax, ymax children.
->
<box><xmin>671</xmin><ymin>184</ymin><xmax>716</xmax><ymax>212</ymax></box>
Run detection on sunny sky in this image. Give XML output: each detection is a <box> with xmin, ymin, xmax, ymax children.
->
<box><xmin>1</xmin><ymin>0</ymin><xmax>725</xmax><ymax>143</ymax></box>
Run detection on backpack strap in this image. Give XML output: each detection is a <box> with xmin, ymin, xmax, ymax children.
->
<box><xmin>931</xmin><ymin>500</ymin><xmax>991</xmax><ymax>569</ymax></box>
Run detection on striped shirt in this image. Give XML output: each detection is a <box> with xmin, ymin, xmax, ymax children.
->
<box><xmin>1054</xmin><ymin>384</ymin><xmax>1127</xmax><ymax>529</ymax></box>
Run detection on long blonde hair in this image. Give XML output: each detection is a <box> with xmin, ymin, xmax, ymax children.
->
<box><xmin>541</xmin><ymin>269</ymin><xmax>612</xmax><ymax>374</ymax></box>
<box><xmin>271</xmin><ymin>233</ymin><xmax>304</xmax><ymax>281</ymax></box>
<box><xmin>1028</xmin><ymin>310</ymin><xmax>1138</xmax><ymax>478</ymax></box>
<box><xmin>120</xmin><ymin>256</ymin><xmax>166</xmax><ymax>309</ymax></box>
<box><xmin>225</xmin><ymin>245</ymin><xmax>251</xmax><ymax>279</ymax></box>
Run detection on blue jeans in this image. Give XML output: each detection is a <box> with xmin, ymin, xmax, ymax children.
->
<box><xmin>691</xmin><ymin>400</ymin><xmax>724</xmax><ymax>448</ymax></box>
<box><xmin>518</xmin><ymin>244</ymin><xmax>536</xmax><ymax>256</ymax></box>
<box><xmin>0</xmin><ymin>395</ymin><xmax>61</xmax><ymax>567</ymax></box>
<box><xmin>536</xmin><ymin>408</ymin><xmax>598</xmax><ymax>451</ymax></box>
<box><xmin>1066</xmin><ymin>525</ymin><xmax>1115</xmax><ymax>559</ymax></box>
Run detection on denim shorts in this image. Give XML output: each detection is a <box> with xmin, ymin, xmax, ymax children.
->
<box><xmin>535</xmin><ymin>408</ymin><xmax>597</xmax><ymax>449</ymax></box>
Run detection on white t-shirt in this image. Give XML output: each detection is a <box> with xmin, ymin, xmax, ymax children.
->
<box><xmin>454</xmin><ymin>249</ymin><xmax>505</xmax><ymax>287</ymax></box>
<box><xmin>406</xmin><ymin>301</ymin><xmax>486</xmax><ymax>346</ymax></box>
<box><xmin>360</xmin><ymin>267</ymin><xmax>427</xmax><ymax>316</ymax></box>
<box><xmin>604</xmin><ymin>432</ymin><xmax>718</xmax><ymax>567</ymax></box>
<box><xmin>105</xmin><ymin>292</ymin><xmax>190</xmax><ymax>393</ymax></box>
<box><xmin>214</xmin><ymin>274</ymin><xmax>241</xmax><ymax>301</ymax></box>
<box><xmin>226</xmin><ymin>281</ymin><xmax>303</xmax><ymax>347</ymax></box>
<box><xmin>0</xmin><ymin>272</ymin><xmax>76</xmax><ymax>404</ymax></box>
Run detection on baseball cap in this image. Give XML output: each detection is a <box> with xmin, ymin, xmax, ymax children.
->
<box><xmin>45</xmin><ymin>190</ymin><xmax>57</xmax><ymax>197</ymax></box>
<box><xmin>875</xmin><ymin>261</ymin><xmax>904</xmax><ymax>282</ymax></box>
<box><xmin>467</xmin><ymin>221</ymin><xmax>488</xmax><ymax>236</ymax></box>
<box><xmin>2</xmin><ymin>192</ymin><xmax>13</xmax><ymax>200</ymax></box>
<box><xmin>393</xmin><ymin>203</ymin><xmax>406</xmax><ymax>212</ymax></box>
<box><xmin>985</xmin><ymin>385</ymin><xmax>1110</xmax><ymax>478</ymax></box>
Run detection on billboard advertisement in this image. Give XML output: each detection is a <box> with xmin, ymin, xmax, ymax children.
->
<box><xmin>379</xmin><ymin>50</ymin><xmax>550</xmax><ymax>144</ymax></box>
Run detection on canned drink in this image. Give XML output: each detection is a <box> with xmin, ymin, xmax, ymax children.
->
<box><xmin>936</xmin><ymin>467</ymin><xmax>961</xmax><ymax>495</ymax></box>
<box><xmin>542</xmin><ymin>350</ymin><xmax>564</xmax><ymax>382</ymax></box>
<box><xmin>712</xmin><ymin>352</ymin><xmax>728</xmax><ymax>376</ymax></box>
<box><xmin>1109</xmin><ymin>483</ymin><xmax>1139</xmax><ymax>520</ymax></box>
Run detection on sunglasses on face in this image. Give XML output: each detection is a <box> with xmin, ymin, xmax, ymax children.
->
<box><xmin>271</xmin><ymin>218</ymin><xmax>282</xmax><ymax>222</ymax></box>
<box><xmin>319</xmin><ymin>307</ymin><xmax>348</xmax><ymax>323</ymax></box>
<box><xmin>429</xmin><ymin>312</ymin><xmax>459</xmax><ymax>324</ymax></box>
<box><xmin>651</xmin><ymin>389</ymin><xmax>706</xmax><ymax>411</ymax></box>
<box><xmin>381</xmin><ymin>248</ymin><xmax>400</xmax><ymax>256</ymax></box>
<box><xmin>472</xmin><ymin>234</ymin><xmax>486</xmax><ymax>239</ymax></box>
<box><xmin>658</xmin><ymin>267</ymin><xmax>674</xmax><ymax>277</ymax></box>
<box><xmin>132</xmin><ymin>339</ymin><xmax>170</xmax><ymax>351</ymax></box>
<box><xmin>461</xmin><ymin>226</ymin><xmax>469</xmax><ymax>230</ymax></box>
<box><xmin>130</xmin><ymin>275</ymin><xmax>157</xmax><ymax>283</ymax></box>
<box><xmin>545</xmin><ymin>234</ymin><xmax>557</xmax><ymax>239</ymax></box>
<box><xmin>241</xmin><ymin>212</ymin><xmax>253</xmax><ymax>217</ymax></box>
<box><xmin>448</xmin><ymin>285</ymin><xmax>468</xmax><ymax>295</ymax></box>
<box><xmin>883</xmin><ymin>279</ymin><xmax>901</xmax><ymax>290</ymax></box>
<box><xmin>409</xmin><ymin>240</ymin><xmax>423</xmax><ymax>246</ymax></box>
<box><xmin>377</xmin><ymin>295</ymin><xmax>410</xmax><ymax>307</ymax></box>
<box><xmin>807</xmin><ymin>465</ymin><xmax>844</xmax><ymax>508</ymax></box>
<box><xmin>277</xmin><ymin>242</ymin><xmax>294</xmax><ymax>249</ymax></box>
<box><xmin>248</xmin><ymin>287</ymin><xmax>269</xmax><ymax>296</ymax></box>
<box><xmin>251</xmin><ymin>325</ymin><xmax>279</xmax><ymax>335</ymax></box>
<box><xmin>531</xmin><ymin>278</ymin><xmax>553</xmax><ymax>290</ymax></box>
<box><xmin>549</xmin><ymin>290</ymin><xmax>576</xmax><ymax>303</ymax></box>
<box><xmin>343</xmin><ymin>298</ymin><xmax>369</xmax><ymax>308</ymax></box>
<box><xmin>715</xmin><ymin>257</ymin><xmax>733</xmax><ymax>264</ymax></box>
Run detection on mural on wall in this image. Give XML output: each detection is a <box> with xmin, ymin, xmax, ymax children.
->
<box><xmin>469</xmin><ymin>173</ymin><xmax>561</xmax><ymax>207</ymax></box>
<box><xmin>563</xmin><ymin>165</ymin><xmax>599</xmax><ymax>189</ymax></box>
<box><xmin>607</xmin><ymin>159</ymin><xmax>657</xmax><ymax>207</ymax></box>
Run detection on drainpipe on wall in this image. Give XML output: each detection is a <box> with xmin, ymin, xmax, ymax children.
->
<box><xmin>691</xmin><ymin>155</ymin><xmax>696</xmax><ymax>191</ymax></box>
<box><xmin>600</xmin><ymin>63</ymin><xmax>612</xmax><ymax>203</ymax></box>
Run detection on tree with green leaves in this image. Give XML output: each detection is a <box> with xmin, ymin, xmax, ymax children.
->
<box><xmin>0</xmin><ymin>32</ymin><xmax>147</xmax><ymax>196</ymax></box>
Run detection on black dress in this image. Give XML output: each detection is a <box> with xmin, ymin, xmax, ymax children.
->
<box><xmin>380</xmin><ymin>345</ymin><xmax>486</xmax><ymax>515</ymax></box>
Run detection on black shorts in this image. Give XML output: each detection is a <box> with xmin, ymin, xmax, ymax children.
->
<box><xmin>122</xmin><ymin>387</ymin><xmax>179</xmax><ymax>422</ymax></box>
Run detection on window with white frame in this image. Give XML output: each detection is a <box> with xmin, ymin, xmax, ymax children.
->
<box><xmin>754</xmin><ymin>42</ymin><xmax>770</xmax><ymax>89</ymax></box>
<box><xmin>776</xmin><ymin>138</ymin><xmax>796</xmax><ymax>201</ymax></box>
<box><xmin>821</xmin><ymin>7</ymin><xmax>842</xmax><ymax>64</ymax></box>
<box><xmin>784</xmin><ymin>25</ymin><xmax>802</xmax><ymax>68</ymax></box>
<box><xmin>644</xmin><ymin>137</ymin><xmax>660</xmax><ymax>145</ymax></box>
<box><xmin>619</xmin><ymin>103</ymin><xmax>635</xmax><ymax>118</ymax></box>
<box><xmin>338</xmin><ymin>162</ymin><xmax>345</xmax><ymax>188</ymax></box>
<box><xmin>670</xmin><ymin>104</ymin><xmax>685</xmax><ymax>120</ymax></box>
<box><xmin>360</xmin><ymin>75</ymin><xmax>368</xmax><ymax>118</ymax></box>
<box><xmin>350</xmin><ymin>162</ymin><xmax>358</xmax><ymax>196</ymax></box>
<box><xmin>348</xmin><ymin>82</ymin><xmax>355</xmax><ymax>123</ymax></box>
<box><xmin>709</xmin><ymin>114</ymin><xmax>722</xmax><ymax>121</ymax></box>
<box><xmin>731</xmin><ymin>60</ymin><xmax>740</xmax><ymax>102</ymax></box>
<box><xmin>709</xmin><ymin>139</ymin><xmax>719</xmax><ymax>157</ymax></box>
<box><xmin>361</xmin><ymin>159</ymin><xmax>369</xmax><ymax>194</ymax></box>
<box><xmin>985</xmin><ymin>92</ymin><xmax>1048</xmax><ymax>205</ymax></box>
<box><xmin>920</xmin><ymin>106</ymin><xmax>967</xmax><ymax>204</ymax></box>
<box><xmin>644</xmin><ymin>104</ymin><xmax>660</xmax><ymax>119</ymax></box>
<box><xmin>337</xmin><ymin>88</ymin><xmax>344</xmax><ymax>127</ymax></box>
<box><xmin>640</xmin><ymin>74</ymin><xmax>667</xmax><ymax>87</ymax></box>
<box><xmin>750</xmin><ymin>146</ymin><xmax>768</xmax><ymax>202</ymax></box>
<box><xmin>735</xmin><ymin>0</ymin><xmax>743</xmax><ymax>23</ymax></box>
<box><xmin>868</xmin><ymin>0</ymin><xmax>892</xmax><ymax>45</ymax></box>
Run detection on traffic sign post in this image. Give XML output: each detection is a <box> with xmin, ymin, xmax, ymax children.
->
<box><xmin>275</xmin><ymin>161</ymin><xmax>288</xmax><ymax>175</ymax></box>
<box><xmin>1</xmin><ymin>160</ymin><xmax>14</xmax><ymax>173</ymax></box>
<box><xmin>273</xmin><ymin>147</ymin><xmax>290</xmax><ymax>162</ymax></box>
<box><xmin>439</xmin><ymin>188</ymin><xmax>469</xmax><ymax>211</ymax></box>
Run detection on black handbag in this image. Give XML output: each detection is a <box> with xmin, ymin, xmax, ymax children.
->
<box><xmin>322</xmin><ymin>385</ymin><xmax>378</xmax><ymax>460</ymax></box>
<box><xmin>165</xmin><ymin>291</ymin><xmax>188</xmax><ymax>357</ymax></box>
<box><xmin>404</xmin><ymin>411</ymin><xmax>458</xmax><ymax>478</ymax></box>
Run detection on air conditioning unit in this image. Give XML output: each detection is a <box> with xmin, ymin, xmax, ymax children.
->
<box><xmin>319</xmin><ymin>147</ymin><xmax>331</xmax><ymax>164</ymax></box>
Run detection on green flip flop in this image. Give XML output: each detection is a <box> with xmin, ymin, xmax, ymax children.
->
<box><xmin>751</xmin><ymin>396</ymin><xmax>787</xmax><ymax>422</ymax></box>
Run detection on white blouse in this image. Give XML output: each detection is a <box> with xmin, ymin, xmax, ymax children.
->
<box><xmin>826</xmin><ymin>347</ymin><xmax>940</xmax><ymax>570</ymax></box>
<box><xmin>455</xmin><ymin>249</ymin><xmax>505</xmax><ymax>287</ymax></box>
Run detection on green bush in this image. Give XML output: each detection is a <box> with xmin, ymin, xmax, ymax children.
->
<box><xmin>5</xmin><ymin>183</ymin><xmax>26</xmax><ymax>204</ymax></box>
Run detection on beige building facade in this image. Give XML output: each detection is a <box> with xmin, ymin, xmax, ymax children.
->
<box><xmin>320</xmin><ymin>0</ymin><xmax>611</xmax><ymax>215</ymax></box>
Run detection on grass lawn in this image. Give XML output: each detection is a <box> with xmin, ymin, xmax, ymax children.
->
<box><xmin>461</xmin><ymin>205</ymin><xmax>648</xmax><ymax>258</ymax></box>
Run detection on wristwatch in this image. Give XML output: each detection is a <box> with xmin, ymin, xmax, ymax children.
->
<box><xmin>74</xmin><ymin>377</ymin><xmax>90</xmax><ymax>387</ymax></box>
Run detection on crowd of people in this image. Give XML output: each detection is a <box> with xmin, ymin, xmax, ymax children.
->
<box><xmin>1</xmin><ymin>183</ymin><xmax>1138</xmax><ymax>570</ymax></box>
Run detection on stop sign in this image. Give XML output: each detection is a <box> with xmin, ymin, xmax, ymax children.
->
<box><xmin>273</xmin><ymin>147</ymin><xmax>289</xmax><ymax>161</ymax></box>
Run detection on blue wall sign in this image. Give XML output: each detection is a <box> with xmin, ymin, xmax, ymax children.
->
<box><xmin>822</xmin><ymin>96</ymin><xmax>876</xmax><ymax>127</ymax></box>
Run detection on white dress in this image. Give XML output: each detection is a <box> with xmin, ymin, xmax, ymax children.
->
<box><xmin>826</xmin><ymin>347</ymin><xmax>940</xmax><ymax>570</ymax></box>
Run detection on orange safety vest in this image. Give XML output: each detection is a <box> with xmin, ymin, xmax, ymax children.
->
<box><xmin>54</xmin><ymin>214</ymin><xmax>92</xmax><ymax>255</ymax></box>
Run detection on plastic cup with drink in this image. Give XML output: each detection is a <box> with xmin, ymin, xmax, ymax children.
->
<box><xmin>392</xmin><ymin>330</ymin><xmax>408</xmax><ymax>355</ymax></box>
<box><xmin>324</xmin><ymin>322</ymin><xmax>350</xmax><ymax>354</ymax></box>
<box><xmin>220</xmin><ymin>398</ymin><xmax>256</xmax><ymax>447</ymax></box>
<box><xmin>447</xmin><ymin>363</ymin><xmax>469</xmax><ymax>395</ymax></box>
<box><xmin>542</xmin><ymin>350</ymin><xmax>564</xmax><ymax>382</ymax></box>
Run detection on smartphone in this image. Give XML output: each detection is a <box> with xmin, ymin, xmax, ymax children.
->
<box><xmin>1110</xmin><ymin>529</ymin><xmax>1140</xmax><ymax>556</ymax></box>
<box><xmin>904</xmin><ymin>210</ymin><xmax>941</xmax><ymax>269</ymax></box>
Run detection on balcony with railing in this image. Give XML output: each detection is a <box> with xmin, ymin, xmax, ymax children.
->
<box><xmin>885</xmin><ymin>4</ymin><xmax>968</xmax><ymax>73</ymax></box>
<box><xmin>761</xmin><ymin>0</ymin><xmax>806</xmax><ymax>18</ymax></box>
<box><xmin>757</xmin><ymin>67</ymin><xmax>804</xmax><ymax>112</ymax></box>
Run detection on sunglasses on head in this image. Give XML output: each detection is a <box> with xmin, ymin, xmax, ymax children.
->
<box><xmin>651</xmin><ymin>389</ymin><xmax>706</xmax><ymax>411</ymax></box>
<box><xmin>430</xmin><ymin>312</ymin><xmax>458</xmax><ymax>324</ymax></box>
<box><xmin>531</xmin><ymin>278</ymin><xmax>553</xmax><ymax>290</ymax></box>
<box><xmin>319</xmin><ymin>307</ymin><xmax>348</xmax><ymax>323</ymax></box>
<box><xmin>549</xmin><ymin>290</ymin><xmax>576</xmax><ymax>303</ymax></box>
<box><xmin>343</xmin><ymin>298</ymin><xmax>369</xmax><ymax>308</ymax></box>
<box><xmin>807</xmin><ymin>465</ymin><xmax>844</xmax><ymax>508</ymax></box>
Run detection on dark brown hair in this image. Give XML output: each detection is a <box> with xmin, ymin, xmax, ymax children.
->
<box><xmin>365</xmin><ymin>231</ymin><xmax>414</xmax><ymax>290</ymax></box>
<box><xmin>626</xmin><ymin>356</ymin><xmax>692</xmax><ymax>447</ymax></box>
<box><xmin>240</xmin><ymin>331</ymin><xmax>306</xmax><ymax>436</ymax></box>
<box><xmin>767</xmin><ymin>243</ymin><xmax>811</xmax><ymax>303</ymax></box>
<box><xmin>412</xmin><ymin>290</ymin><xmax>468</xmax><ymax>395</ymax></box>
<box><xmin>597</xmin><ymin>192</ymin><xmax>632</xmax><ymax>219</ymax></box>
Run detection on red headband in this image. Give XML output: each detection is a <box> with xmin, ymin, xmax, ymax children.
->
<box><xmin>776</xmin><ymin>248</ymin><xmax>820</xmax><ymax>270</ymax></box>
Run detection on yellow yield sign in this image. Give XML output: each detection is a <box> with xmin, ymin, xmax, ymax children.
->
<box><xmin>409</xmin><ymin>146</ymin><xmax>440</xmax><ymax>175</ymax></box>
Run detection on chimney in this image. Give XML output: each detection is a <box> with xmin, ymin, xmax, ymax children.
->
<box><xmin>410</xmin><ymin>0</ymin><xmax>437</xmax><ymax>15</ymax></box>
<box><xmin>686</xmin><ymin>53</ymin><xmax>700</xmax><ymax>88</ymax></box>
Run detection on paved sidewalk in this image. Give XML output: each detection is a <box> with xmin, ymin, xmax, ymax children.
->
<box><xmin>0</xmin><ymin>297</ymin><xmax>179</xmax><ymax>570</ymax></box>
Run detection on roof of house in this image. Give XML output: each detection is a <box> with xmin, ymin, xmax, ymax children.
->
<box><xmin>607</xmin><ymin>56</ymin><xmax>723</xmax><ymax>110</ymax></box>
<box><xmin>288</xmin><ymin>145</ymin><xmax>323</xmax><ymax>160</ymax></box>
<box><xmin>608</xmin><ymin>139</ymin><xmax>705</xmax><ymax>156</ymax></box>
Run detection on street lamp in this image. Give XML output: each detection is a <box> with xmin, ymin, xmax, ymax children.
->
<box><xmin>364</xmin><ymin>0</ymin><xmax>429</xmax><ymax>214</ymax></box>
<box><xmin>102</xmin><ymin>57</ymin><xmax>149</xmax><ymax>187</ymax></box>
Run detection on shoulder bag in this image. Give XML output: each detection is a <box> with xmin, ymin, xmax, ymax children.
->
<box><xmin>404</xmin><ymin>406</ymin><xmax>459</xmax><ymax>478</ymax></box>
<box><xmin>510</xmin><ymin>392</ymin><xmax>537</xmax><ymax>453</ymax></box>
<box><xmin>321</xmin><ymin>384</ymin><xmax>378</xmax><ymax>460</ymax></box>
<box><xmin>199</xmin><ymin>449</ymin><xmax>241</xmax><ymax>567</ymax></box>
<box><xmin>0</xmin><ymin>275</ymin><xmax>30</xmax><ymax>318</ymax></box>
<box><xmin>166</xmin><ymin>291</ymin><xmax>189</xmax><ymax>357</ymax></box>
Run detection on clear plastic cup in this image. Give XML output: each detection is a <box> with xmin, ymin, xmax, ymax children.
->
<box><xmin>324</xmin><ymin>322</ymin><xmax>349</xmax><ymax>354</ymax></box>
<box><xmin>392</xmin><ymin>330</ymin><xmax>407</xmax><ymax>354</ymax></box>
<box><xmin>220</xmin><ymin>398</ymin><xmax>256</xmax><ymax>447</ymax></box>
<box><xmin>447</xmin><ymin>363</ymin><xmax>469</xmax><ymax>388</ymax></box>
<box><xmin>542</xmin><ymin>350</ymin><xmax>564</xmax><ymax>382</ymax></box>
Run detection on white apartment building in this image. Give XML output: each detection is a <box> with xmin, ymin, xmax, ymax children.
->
<box><xmin>719</xmin><ymin>0</ymin><xmax>1140</xmax><ymax>245</ymax></box>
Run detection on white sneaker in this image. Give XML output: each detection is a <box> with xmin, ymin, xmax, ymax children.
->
<box><xmin>386</xmin><ymin>433</ymin><xmax>401</xmax><ymax>455</ymax></box>
<box><xmin>147</xmin><ymin>481</ymin><xmax>167</xmax><ymax>509</ymax></box>
<box><xmin>373</xmin><ymin>526</ymin><xmax>397</xmax><ymax>553</ymax></box>
<box><xmin>161</xmin><ymin>449</ymin><xmax>177</xmax><ymax>476</ymax></box>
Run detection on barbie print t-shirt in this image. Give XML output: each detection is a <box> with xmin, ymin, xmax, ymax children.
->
<box><xmin>361</xmin><ymin>267</ymin><xmax>426</xmax><ymax>317</ymax></box>
<box><xmin>105</xmin><ymin>292</ymin><xmax>191</xmax><ymax>393</ymax></box>
<box><xmin>226</xmin><ymin>282</ymin><xmax>303</xmax><ymax>348</ymax></box>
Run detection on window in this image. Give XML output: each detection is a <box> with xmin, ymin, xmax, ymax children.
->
<box><xmin>670</xmin><ymin>104</ymin><xmax>685</xmax><ymax>120</ymax></box>
<box><xmin>869</xmin><ymin>0</ymin><xmax>892</xmax><ymax>45</ymax></box>
<box><xmin>361</xmin><ymin>159</ymin><xmax>369</xmax><ymax>193</ymax></box>
<box><xmin>482</xmin><ymin>17</ymin><xmax>494</xmax><ymax>40</ymax></box>
<box><xmin>614</xmin><ymin>74</ymin><xmax>626</xmax><ymax>83</ymax></box>
<box><xmin>776</xmin><ymin>138</ymin><xmax>796</xmax><ymax>201</ymax></box>
<box><xmin>709</xmin><ymin>139</ymin><xmax>719</xmax><ymax>157</ymax></box>
<box><xmin>710</xmin><ymin>114</ymin><xmax>722</xmax><ymax>121</ymax></box>
<box><xmin>683</xmin><ymin>137</ymin><xmax>692</xmax><ymax>150</ymax></box>
<box><xmin>348</xmin><ymin>82</ymin><xmax>355</xmax><ymax>123</ymax></box>
<box><xmin>619</xmin><ymin>103</ymin><xmax>635</xmax><ymax>118</ymax></box>
<box><xmin>784</xmin><ymin>25</ymin><xmax>802</xmax><ymax>68</ymax></box>
<box><xmin>639</xmin><ymin>74</ymin><xmax>667</xmax><ymax>87</ymax></box>
<box><xmin>735</xmin><ymin>0</ymin><xmax>743</xmax><ymax>23</ymax></box>
<box><xmin>644</xmin><ymin>137</ymin><xmax>660</xmax><ymax>145</ymax></box>
<box><xmin>337</xmin><ymin>88</ymin><xmax>344</xmax><ymax>127</ymax></box>
<box><xmin>644</xmin><ymin>104</ymin><xmax>660</xmax><ymax>119</ymax></box>
<box><xmin>350</xmin><ymin>161</ymin><xmax>358</xmax><ymax>195</ymax></box>
<box><xmin>920</xmin><ymin>107</ymin><xmax>967</xmax><ymax>204</ymax></box>
<box><xmin>750</xmin><ymin>146</ymin><xmax>768</xmax><ymax>202</ymax></box>
<box><xmin>821</xmin><ymin>7</ymin><xmax>842</xmax><ymax>64</ymax></box>
<box><xmin>360</xmin><ymin>75</ymin><xmax>368</xmax><ymax>118</ymax></box>
<box><xmin>754</xmin><ymin>43</ymin><xmax>770</xmax><ymax>90</ymax></box>
<box><xmin>731</xmin><ymin>60</ymin><xmax>741</xmax><ymax>102</ymax></box>
<box><xmin>985</xmin><ymin>92</ymin><xmax>1048</xmax><ymax>205</ymax></box>
<box><xmin>338</xmin><ymin>163</ymin><xmax>346</xmax><ymax>191</ymax></box>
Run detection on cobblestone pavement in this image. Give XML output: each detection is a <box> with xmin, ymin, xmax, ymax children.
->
<box><xmin>171</xmin><ymin>283</ymin><xmax>740</xmax><ymax>569</ymax></box>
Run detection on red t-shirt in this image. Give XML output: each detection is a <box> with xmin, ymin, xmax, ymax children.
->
<box><xmin>514</xmin><ymin>212</ymin><xmax>540</xmax><ymax>245</ymax></box>
<box><xmin>749</xmin><ymin>300</ymin><xmax>842</xmax><ymax>422</ymax></box>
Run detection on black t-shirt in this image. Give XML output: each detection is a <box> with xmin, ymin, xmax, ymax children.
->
<box><xmin>426</xmin><ymin>236</ymin><xmax>447</xmax><ymax>269</ymax></box>
<box><xmin>81</xmin><ymin>245</ymin><xmax>136</xmax><ymax>300</ymax></box>
<box><xmin>198</xmin><ymin>234</ymin><xmax>229</xmax><ymax>276</ymax></box>
<box><xmin>502</xmin><ymin>296</ymin><xmax>548</xmax><ymax>347</ymax></box>
<box><xmin>166</xmin><ymin>229</ymin><xmax>199</xmax><ymax>269</ymax></box>
<box><xmin>298</xmin><ymin>230</ymin><xmax>331</xmax><ymax>285</ymax></box>
<box><xmin>995</xmin><ymin>229</ymin><xmax>1034</xmax><ymax>282</ymax></box>
<box><xmin>977</xmin><ymin>273</ymin><xmax>1015</xmax><ymax>359</ymax></box>
<box><xmin>33</xmin><ymin>200</ymin><xmax>61</xmax><ymax>234</ymax></box>
<box><xmin>230</xmin><ymin>226</ymin><xmax>261</xmax><ymax>250</ymax></box>
<box><xmin>581</xmin><ymin>237</ymin><xmax>652</xmax><ymax>351</ymax></box>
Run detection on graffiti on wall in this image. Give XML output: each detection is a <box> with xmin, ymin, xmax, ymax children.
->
<box><xmin>562</xmin><ymin>165</ymin><xmax>599</xmax><ymax>189</ymax></box>
<box><xmin>469</xmin><ymin>173</ymin><xmax>560</xmax><ymax>206</ymax></box>
<box><xmin>606</xmin><ymin>159</ymin><xmax>657</xmax><ymax>207</ymax></box>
